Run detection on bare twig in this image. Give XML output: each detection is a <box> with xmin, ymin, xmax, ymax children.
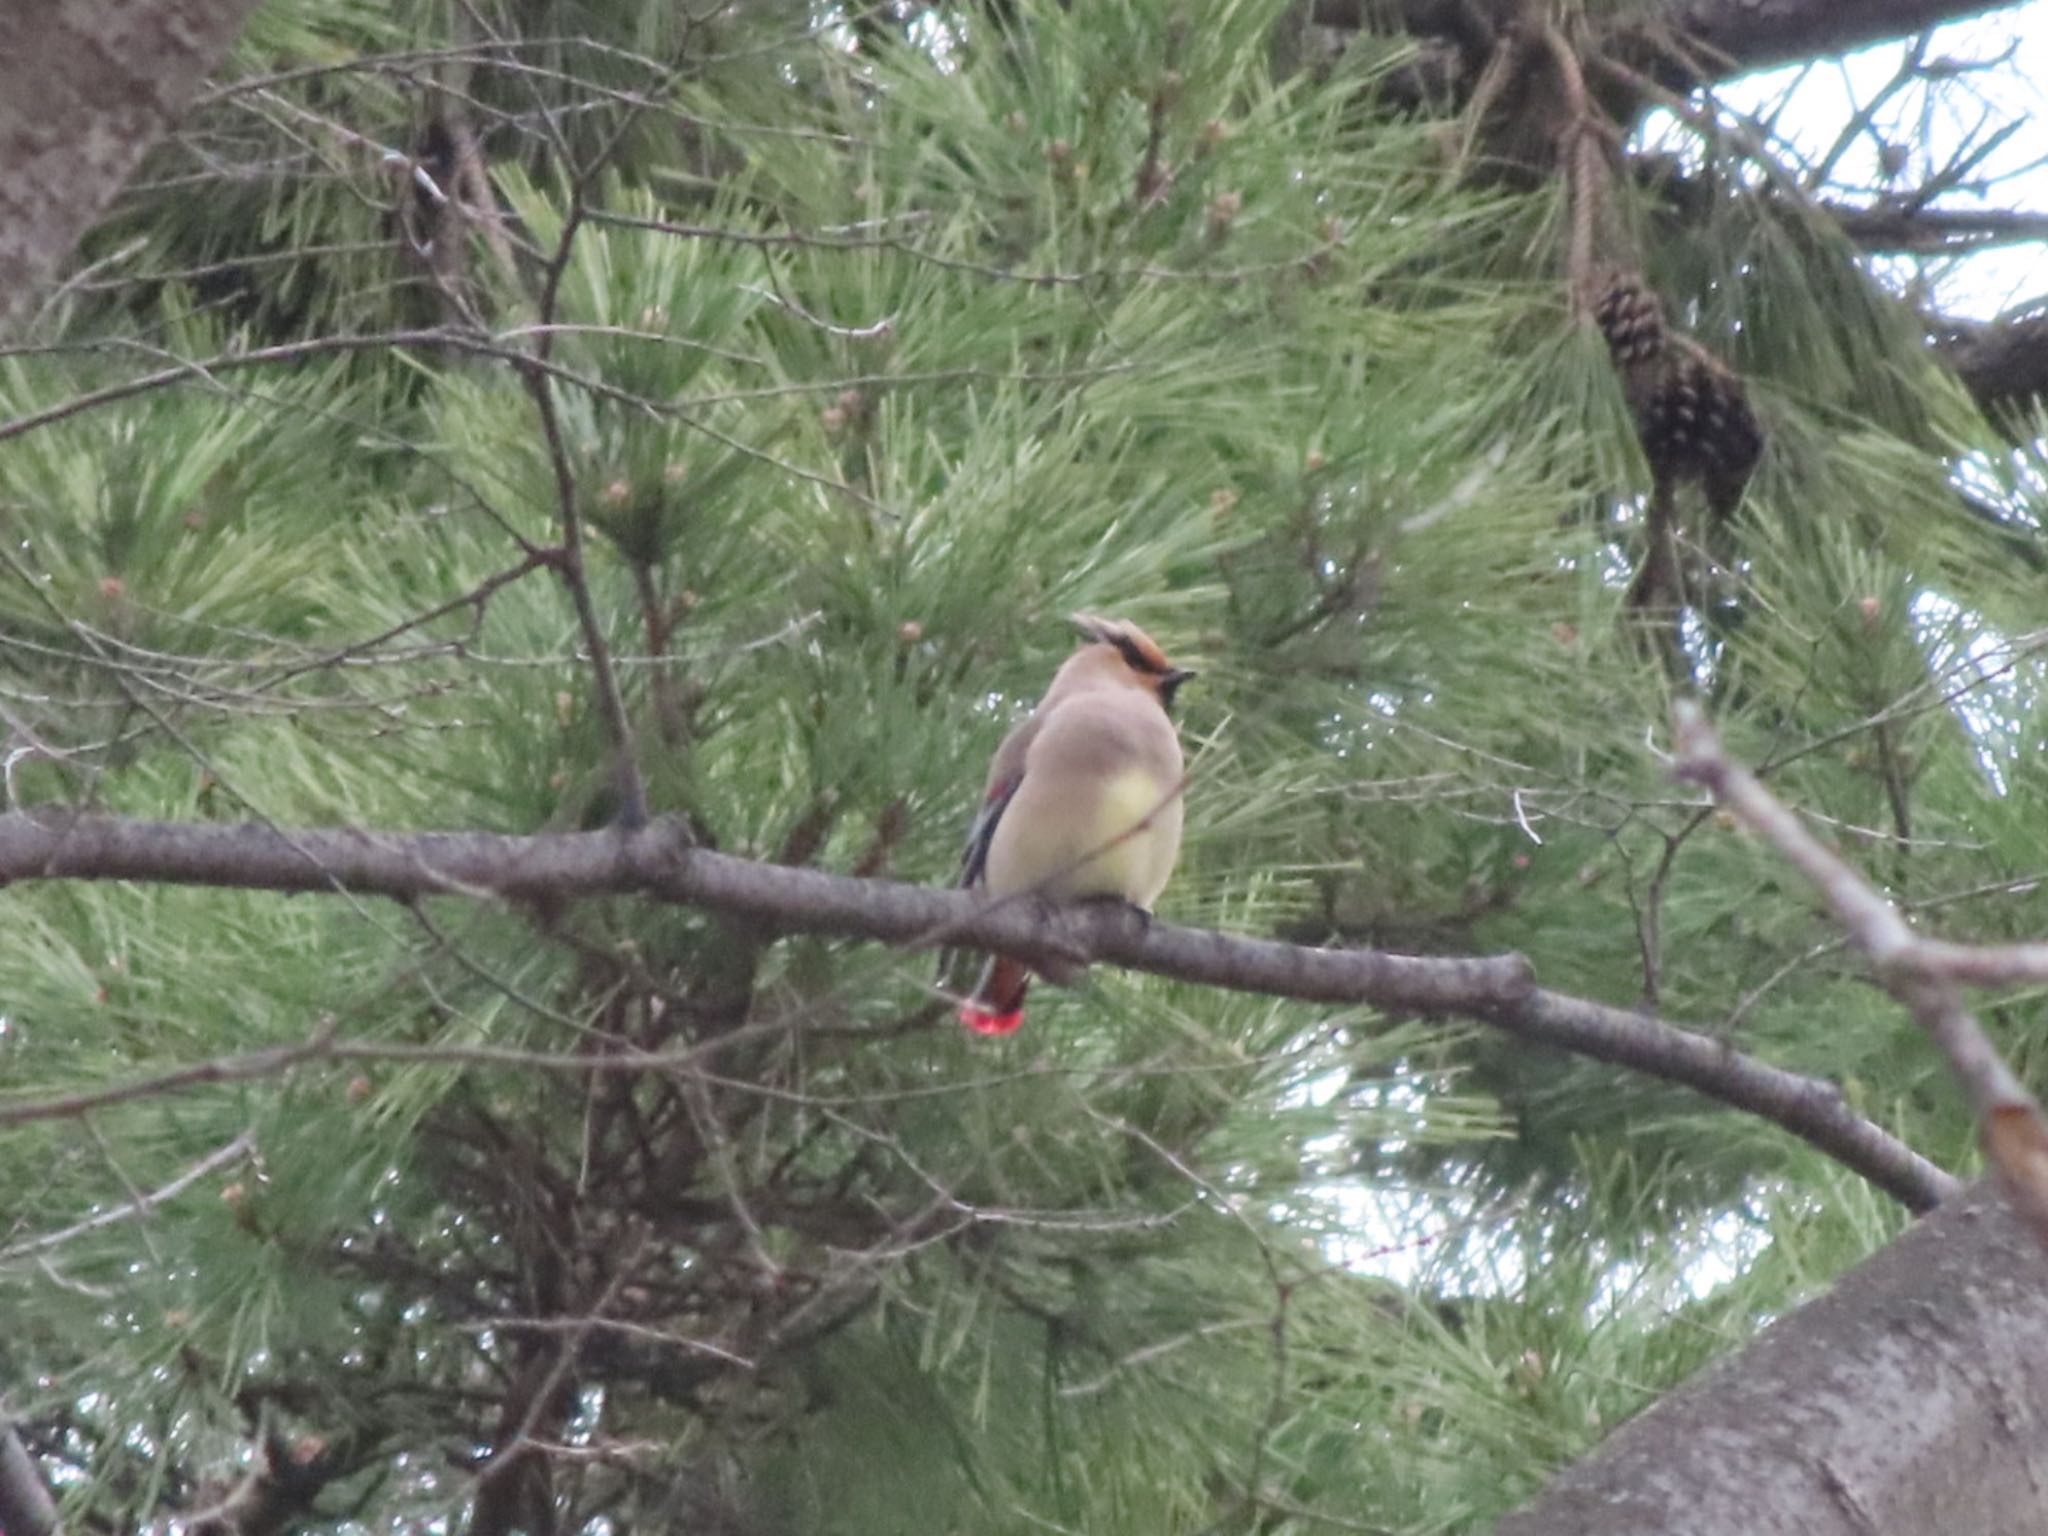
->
<box><xmin>1673</xmin><ymin>702</ymin><xmax>2048</xmax><ymax>1240</ymax></box>
<box><xmin>472</xmin><ymin>1224</ymin><xmax>649</xmax><ymax>1501</ymax></box>
<box><xmin>738</xmin><ymin>281</ymin><xmax>893</xmax><ymax>340</ymax></box>
<box><xmin>0</xmin><ymin>1132</ymin><xmax>254</xmax><ymax>1266</ymax></box>
<box><xmin>471</xmin><ymin>1315</ymin><xmax>753</xmax><ymax>1369</ymax></box>
<box><xmin>522</xmin><ymin>198</ymin><xmax>650</xmax><ymax>828</ymax></box>
<box><xmin>584</xmin><ymin>208</ymin><xmax>1348</xmax><ymax>290</ymax></box>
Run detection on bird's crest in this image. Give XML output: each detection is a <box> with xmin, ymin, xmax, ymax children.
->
<box><xmin>1070</xmin><ymin>613</ymin><xmax>1173</xmax><ymax>677</ymax></box>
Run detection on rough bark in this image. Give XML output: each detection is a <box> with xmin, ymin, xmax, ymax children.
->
<box><xmin>1495</xmin><ymin>1179</ymin><xmax>2048</xmax><ymax>1535</ymax></box>
<box><xmin>0</xmin><ymin>1423</ymin><xmax>60</xmax><ymax>1536</ymax></box>
<box><xmin>0</xmin><ymin>0</ymin><xmax>270</xmax><ymax>331</ymax></box>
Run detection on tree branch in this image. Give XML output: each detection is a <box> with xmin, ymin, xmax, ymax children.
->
<box><xmin>1646</xmin><ymin>0</ymin><xmax>2027</xmax><ymax>86</ymax></box>
<box><xmin>1933</xmin><ymin>310</ymin><xmax>2048</xmax><ymax>420</ymax></box>
<box><xmin>1833</xmin><ymin>205</ymin><xmax>2048</xmax><ymax>255</ymax></box>
<box><xmin>0</xmin><ymin>1132</ymin><xmax>254</xmax><ymax>1264</ymax></box>
<box><xmin>0</xmin><ymin>808</ymin><xmax>1956</xmax><ymax>1212</ymax></box>
<box><xmin>1674</xmin><ymin>703</ymin><xmax>2048</xmax><ymax>1241</ymax></box>
<box><xmin>1628</xmin><ymin>154</ymin><xmax>2048</xmax><ymax>425</ymax></box>
<box><xmin>1474</xmin><ymin>989</ymin><xmax>1954</xmax><ymax>1212</ymax></box>
<box><xmin>1308</xmin><ymin>0</ymin><xmax>2031</xmax><ymax>94</ymax></box>
<box><xmin>523</xmin><ymin>191</ymin><xmax>650</xmax><ymax>829</ymax></box>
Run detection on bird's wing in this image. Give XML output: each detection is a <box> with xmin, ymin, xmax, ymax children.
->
<box><xmin>959</xmin><ymin>771</ymin><xmax>1023</xmax><ymax>889</ymax></box>
<box><xmin>959</xmin><ymin>712</ymin><xmax>1040</xmax><ymax>888</ymax></box>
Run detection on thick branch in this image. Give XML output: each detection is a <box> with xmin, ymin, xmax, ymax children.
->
<box><xmin>0</xmin><ymin>0</ymin><xmax>270</xmax><ymax>332</ymax></box>
<box><xmin>1630</xmin><ymin>155</ymin><xmax>2048</xmax><ymax>257</ymax></box>
<box><xmin>1934</xmin><ymin>311</ymin><xmax>2048</xmax><ymax>419</ymax></box>
<box><xmin>1628</xmin><ymin>156</ymin><xmax>2048</xmax><ymax>424</ymax></box>
<box><xmin>0</xmin><ymin>809</ymin><xmax>1956</xmax><ymax>1211</ymax></box>
<box><xmin>1498</xmin><ymin>1178</ymin><xmax>2048</xmax><ymax>1535</ymax></box>
<box><xmin>1308</xmin><ymin>0</ymin><xmax>2028</xmax><ymax>90</ymax></box>
<box><xmin>0</xmin><ymin>810</ymin><xmax>1532</xmax><ymax>1012</ymax></box>
<box><xmin>1649</xmin><ymin>0</ymin><xmax>2025</xmax><ymax>83</ymax></box>
<box><xmin>1478</xmin><ymin>990</ymin><xmax>1954</xmax><ymax>1212</ymax></box>
<box><xmin>1834</xmin><ymin>205</ymin><xmax>2048</xmax><ymax>255</ymax></box>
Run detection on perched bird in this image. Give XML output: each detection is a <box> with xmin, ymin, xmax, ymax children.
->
<box><xmin>956</xmin><ymin>616</ymin><xmax>1194</xmax><ymax>1036</ymax></box>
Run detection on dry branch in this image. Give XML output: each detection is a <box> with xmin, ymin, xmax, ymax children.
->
<box><xmin>1674</xmin><ymin>703</ymin><xmax>2048</xmax><ymax>1240</ymax></box>
<box><xmin>0</xmin><ymin>1132</ymin><xmax>254</xmax><ymax>1265</ymax></box>
<box><xmin>1835</xmin><ymin>205</ymin><xmax>2048</xmax><ymax>254</ymax></box>
<box><xmin>0</xmin><ymin>808</ymin><xmax>1957</xmax><ymax>1211</ymax></box>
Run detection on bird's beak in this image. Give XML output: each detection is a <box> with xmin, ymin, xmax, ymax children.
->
<box><xmin>1159</xmin><ymin>667</ymin><xmax>1195</xmax><ymax>711</ymax></box>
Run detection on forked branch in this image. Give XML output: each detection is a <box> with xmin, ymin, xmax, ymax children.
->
<box><xmin>1674</xmin><ymin>702</ymin><xmax>2048</xmax><ymax>1242</ymax></box>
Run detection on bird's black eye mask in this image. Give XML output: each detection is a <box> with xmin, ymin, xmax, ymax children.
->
<box><xmin>1100</xmin><ymin>633</ymin><xmax>1195</xmax><ymax>713</ymax></box>
<box><xmin>1073</xmin><ymin>617</ymin><xmax>1191</xmax><ymax>710</ymax></box>
<box><xmin>1109</xmin><ymin>633</ymin><xmax>1162</xmax><ymax>676</ymax></box>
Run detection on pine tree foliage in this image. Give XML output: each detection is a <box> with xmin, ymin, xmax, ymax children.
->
<box><xmin>1</xmin><ymin>0</ymin><xmax>2043</xmax><ymax>1530</ymax></box>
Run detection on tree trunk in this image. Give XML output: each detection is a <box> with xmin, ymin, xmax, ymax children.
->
<box><xmin>1495</xmin><ymin>1180</ymin><xmax>2048</xmax><ymax>1535</ymax></box>
<box><xmin>0</xmin><ymin>0</ymin><xmax>269</xmax><ymax>331</ymax></box>
<box><xmin>0</xmin><ymin>1422</ymin><xmax>60</xmax><ymax>1536</ymax></box>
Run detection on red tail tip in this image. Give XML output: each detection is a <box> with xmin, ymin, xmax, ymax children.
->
<box><xmin>959</xmin><ymin>1003</ymin><xmax>1025</xmax><ymax>1036</ymax></box>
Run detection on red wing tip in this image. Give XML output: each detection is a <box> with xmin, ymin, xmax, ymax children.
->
<box><xmin>959</xmin><ymin>1004</ymin><xmax>1025</xmax><ymax>1037</ymax></box>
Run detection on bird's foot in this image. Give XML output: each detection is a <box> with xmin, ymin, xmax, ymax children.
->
<box><xmin>1075</xmin><ymin>893</ymin><xmax>1152</xmax><ymax>932</ymax></box>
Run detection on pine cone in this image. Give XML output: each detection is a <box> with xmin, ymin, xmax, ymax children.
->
<box><xmin>1641</xmin><ymin>346</ymin><xmax>1764</xmax><ymax>519</ymax></box>
<box><xmin>1594</xmin><ymin>278</ymin><xmax>1666</xmax><ymax>369</ymax></box>
<box><xmin>1594</xmin><ymin>276</ymin><xmax>1762</xmax><ymax>519</ymax></box>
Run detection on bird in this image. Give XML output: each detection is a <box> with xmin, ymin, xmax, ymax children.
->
<box><xmin>955</xmin><ymin>615</ymin><xmax>1194</xmax><ymax>1036</ymax></box>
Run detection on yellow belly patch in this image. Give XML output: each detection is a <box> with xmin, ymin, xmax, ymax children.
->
<box><xmin>987</xmin><ymin>767</ymin><xmax>1179</xmax><ymax>907</ymax></box>
<box><xmin>1062</xmin><ymin>769</ymin><xmax>1171</xmax><ymax>902</ymax></box>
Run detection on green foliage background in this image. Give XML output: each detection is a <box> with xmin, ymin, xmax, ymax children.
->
<box><xmin>1</xmin><ymin>0</ymin><xmax>2043</xmax><ymax>1529</ymax></box>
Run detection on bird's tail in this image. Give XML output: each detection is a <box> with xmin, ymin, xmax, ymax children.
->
<box><xmin>959</xmin><ymin>955</ymin><xmax>1031</xmax><ymax>1036</ymax></box>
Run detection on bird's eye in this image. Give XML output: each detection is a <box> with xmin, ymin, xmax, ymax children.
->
<box><xmin>1112</xmin><ymin>636</ymin><xmax>1153</xmax><ymax>674</ymax></box>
